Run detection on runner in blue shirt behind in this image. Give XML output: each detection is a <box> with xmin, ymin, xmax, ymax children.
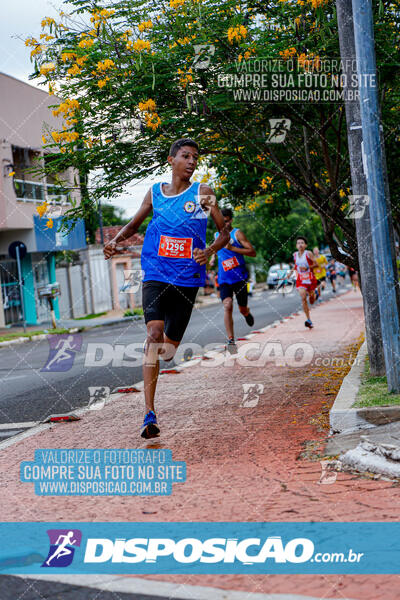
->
<box><xmin>103</xmin><ymin>138</ymin><xmax>229</xmax><ymax>439</ymax></box>
<box><xmin>210</xmin><ymin>208</ymin><xmax>256</xmax><ymax>354</ymax></box>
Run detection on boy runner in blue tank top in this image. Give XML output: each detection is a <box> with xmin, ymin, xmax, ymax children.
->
<box><xmin>103</xmin><ymin>139</ymin><xmax>229</xmax><ymax>438</ymax></box>
<box><xmin>210</xmin><ymin>208</ymin><xmax>256</xmax><ymax>354</ymax></box>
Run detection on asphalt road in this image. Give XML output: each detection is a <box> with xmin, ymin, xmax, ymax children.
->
<box><xmin>0</xmin><ymin>286</ymin><xmax>345</xmax><ymax>430</ymax></box>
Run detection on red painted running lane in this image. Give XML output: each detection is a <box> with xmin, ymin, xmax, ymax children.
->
<box><xmin>0</xmin><ymin>290</ymin><xmax>397</xmax><ymax>599</ymax></box>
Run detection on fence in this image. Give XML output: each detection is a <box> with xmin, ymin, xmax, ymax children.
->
<box><xmin>55</xmin><ymin>247</ymin><xmax>113</xmax><ymax>319</ymax></box>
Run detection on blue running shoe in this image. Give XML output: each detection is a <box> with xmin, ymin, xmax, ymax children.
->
<box><xmin>140</xmin><ymin>410</ymin><xmax>160</xmax><ymax>439</ymax></box>
<box><xmin>305</xmin><ymin>319</ymin><xmax>313</xmax><ymax>329</ymax></box>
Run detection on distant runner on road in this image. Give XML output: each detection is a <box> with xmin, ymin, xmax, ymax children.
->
<box><xmin>210</xmin><ymin>208</ymin><xmax>256</xmax><ymax>354</ymax></box>
<box><xmin>104</xmin><ymin>138</ymin><xmax>230</xmax><ymax>439</ymax></box>
<box><xmin>313</xmin><ymin>247</ymin><xmax>328</xmax><ymax>297</ymax></box>
<box><xmin>288</xmin><ymin>236</ymin><xmax>318</xmax><ymax>329</ymax></box>
<box><xmin>327</xmin><ymin>258</ymin><xmax>337</xmax><ymax>293</ymax></box>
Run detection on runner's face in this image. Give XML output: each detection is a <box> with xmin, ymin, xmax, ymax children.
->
<box><xmin>223</xmin><ymin>216</ymin><xmax>233</xmax><ymax>229</ymax></box>
<box><xmin>296</xmin><ymin>239</ymin><xmax>306</xmax><ymax>252</ymax></box>
<box><xmin>170</xmin><ymin>146</ymin><xmax>198</xmax><ymax>180</ymax></box>
<box><xmin>313</xmin><ymin>247</ymin><xmax>319</xmax><ymax>256</ymax></box>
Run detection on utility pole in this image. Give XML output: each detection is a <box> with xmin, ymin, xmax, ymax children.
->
<box><xmin>352</xmin><ymin>0</ymin><xmax>400</xmax><ymax>392</ymax></box>
<box><xmin>336</xmin><ymin>0</ymin><xmax>385</xmax><ymax>375</ymax></box>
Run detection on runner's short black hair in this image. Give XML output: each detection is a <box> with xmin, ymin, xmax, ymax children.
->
<box><xmin>169</xmin><ymin>138</ymin><xmax>199</xmax><ymax>157</ymax></box>
<box><xmin>296</xmin><ymin>236</ymin><xmax>307</xmax><ymax>244</ymax></box>
<box><xmin>221</xmin><ymin>208</ymin><xmax>233</xmax><ymax>219</ymax></box>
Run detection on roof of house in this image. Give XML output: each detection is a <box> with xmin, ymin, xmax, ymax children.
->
<box><xmin>95</xmin><ymin>226</ymin><xmax>144</xmax><ymax>257</ymax></box>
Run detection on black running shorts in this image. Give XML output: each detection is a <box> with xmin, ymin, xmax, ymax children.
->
<box><xmin>142</xmin><ymin>280</ymin><xmax>199</xmax><ymax>342</ymax></box>
<box><xmin>219</xmin><ymin>280</ymin><xmax>248</xmax><ymax>307</ymax></box>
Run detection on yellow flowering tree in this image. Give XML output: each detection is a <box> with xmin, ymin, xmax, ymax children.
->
<box><xmin>27</xmin><ymin>0</ymin><xmax>400</xmax><ymax>261</ymax></box>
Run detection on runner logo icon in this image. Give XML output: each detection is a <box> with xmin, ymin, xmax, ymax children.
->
<box><xmin>42</xmin><ymin>529</ymin><xmax>82</xmax><ymax>568</ymax></box>
<box><xmin>41</xmin><ymin>334</ymin><xmax>82</xmax><ymax>372</ymax></box>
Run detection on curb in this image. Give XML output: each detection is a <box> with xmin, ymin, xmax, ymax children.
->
<box><xmin>330</xmin><ymin>341</ymin><xmax>400</xmax><ymax>434</ymax></box>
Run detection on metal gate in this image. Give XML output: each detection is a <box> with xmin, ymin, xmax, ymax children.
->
<box><xmin>0</xmin><ymin>260</ymin><xmax>22</xmax><ymax>325</ymax></box>
<box><xmin>33</xmin><ymin>260</ymin><xmax>50</xmax><ymax>323</ymax></box>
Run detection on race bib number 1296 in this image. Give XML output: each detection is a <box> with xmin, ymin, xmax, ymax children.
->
<box><xmin>158</xmin><ymin>235</ymin><xmax>193</xmax><ymax>259</ymax></box>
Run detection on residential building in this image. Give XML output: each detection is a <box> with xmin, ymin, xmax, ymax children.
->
<box><xmin>0</xmin><ymin>72</ymin><xmax>86</xmax><ymax>327</ymax></box>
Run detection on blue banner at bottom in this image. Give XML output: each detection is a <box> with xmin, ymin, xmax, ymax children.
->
<box><xmin>0</xmin><ymin>522</ymin><xmax>398</xmax><ymax>574</ymax></box>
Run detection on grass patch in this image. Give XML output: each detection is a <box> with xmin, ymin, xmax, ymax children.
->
<box><xmin>0</xmin><ymin>328</ymin><xmax>71</xmax><ymax>342</ymax></box>
<box><xmin>74</xmin><ymin>312</ymin><xmax>107</xmax><ymax>320</ymax></box>
<box><xmin>124</xmin><ymin>307</ymin><xmax>144</xmax><ymax>317</ymax></box>
<box><xmin>354</xmin><ymin>356</ymin><xmax>400</xmax><ymax>407</ymax></box>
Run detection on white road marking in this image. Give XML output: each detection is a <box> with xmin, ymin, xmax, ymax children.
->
<box><xmin>0</xmin><ymin>422</ymin><xmax>39</xmax><ymax>429</ymax></box>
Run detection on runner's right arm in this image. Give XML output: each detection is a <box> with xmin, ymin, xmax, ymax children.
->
<box><xmin>103</xmin><ymin>189</ymin><xmax>152</xmax><ymax>259</ymax></box>
<box><xmin>193</xmin><ymin>185</ymin><xmax>230</xmax><ymax>265</ymax></box>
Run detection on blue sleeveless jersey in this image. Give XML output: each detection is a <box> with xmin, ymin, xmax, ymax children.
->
<box><xmin>141</xmin><ymin>181</ymin><xmax>208</xmax><ymax>287</ymax></box>
<box><xmin>215</xmin><ymin>228</ymin><xmax>247</xmax><ymax>284</ymax></box>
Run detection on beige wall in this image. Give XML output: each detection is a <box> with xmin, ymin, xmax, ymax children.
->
<box><xmin>111</xmin><ymin>255</ymin><xmax>136</xmax><ymax>310</ymax></box>
<box><xmin>0</xmin><ymin>72</ymin><xmax>80</xmax><ymax>232</ymax></box>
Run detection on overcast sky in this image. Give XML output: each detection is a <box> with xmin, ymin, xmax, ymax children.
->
<box><xmin>1</xmin><ymin>0</ymin><xmax>165</xmax><ymax>216</ymax></box>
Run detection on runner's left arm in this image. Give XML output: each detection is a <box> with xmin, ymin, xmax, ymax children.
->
<box><xmin>193</xmin><ymin>185</ymin><xmax>230</xmax><ymax>265</ymax></box>
<box><xmin>226</xmin><ymin>230</ymin><xmax>256</xmax><ymax>257</ymax></box>
<box><xmin>306</xmin><ymin>250</ymin><xmax>319</xmax><ymax>269</ymax></box>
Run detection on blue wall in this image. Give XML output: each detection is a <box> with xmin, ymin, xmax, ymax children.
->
<box><xmin>21</xmin><ymin>254</ymin><xmax>37</xmax><ymax>325</ymax></box>
<box><xmin>34</xmin><ymin>216</ymin><xmax>87</xmax><ymax>252</ymax></box>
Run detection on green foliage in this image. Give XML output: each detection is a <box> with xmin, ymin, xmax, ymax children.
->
<box><xmin>100</xmin><ymin>203</ymin><xmax>130</xmax><ymax>226</ymax></box>
<box><xmin>28</xmin><ymin>0</ymin><xmax>400</xmax><ymax>268</ymax></box>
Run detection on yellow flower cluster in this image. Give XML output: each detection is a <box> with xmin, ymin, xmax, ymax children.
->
<box><xmin>279</xmin><ymin>47</ymin><xmax>296</xmax><ymax>59</ymax></box>
<box><xmin>177</xmin><ymin>67</ymin><xmax>193</xmax><ymax>88</ymax></box>
<box><xmin>41</xmin><ymin>17</ymin><xmax>56</xmax><ymax>28</ymax></box>
<box><xmin>51</xmin><ymin>130</ymin><xmax>79</xmax><ymax>143</ymax></box>
<box><xmin>78</xmin><ymin>37</ymin><xmax>94</xmax><ymax>48</ymax></box>
<box><xmin>97</xmin><ymin>59</ymin><xmax>115</xmax><ymax>71</ymax></box>
<box><xmin>138</xmin><ymin>20</ymin><xmax>153</xmax><ymax>32</ymax></box>
<box><xmin>138</xmin><ymin>99</ymin><xmax>156</xmax><ymax>112</ymax></box>
<box><xmin>309</xmin><ymin>0</ymin><xmax>328</xmax><ymax>7</ymax></box>
<box><xmin>98</xmin><ymin>77</ymin><xmax>110</xmax><ymax>88</ymax></box>
<box><xmin>128</xmin><ymin>39</ymin><xmax>151</xmax><ymax>52</ymax></box>
<box><xmin>144</xmin><ymin>114</ymin><xmax>161</xmax><ymax>131</ymax></box>
<box><xmin>67</xmin><ymin>64</ymin><xmax>82</xmax><ymax>76</ymax></box>
<box><xmin>118</xmin><ymin>29</ymin><xmax>133</xmax><ymax>42</ymax></box>
<box><xmin>227</xmin><ymin>25</ymin><xmax>247</xmax><ymax>44</ymax></box>
<box><xmin>138</xmin><ymin>99</ymin><xmax>161</xmax><ymax>131</ymax></box>
<box><xmin>247</xmin><ymin>200</ymin><xmax>260</xmax><ymax>211</ymax></box>
<box><xmin>260</xmin><ymin>176</ymin><xmax>273</xmax><ymax>190</ymax></box>
<box><xmin>90</xmin><ymin>8</ymin><xmax>115</xmax><ymax>24</ymax></box>
<box><xmin>298</xmin><ymin>52</ymin><xmax>320</xmax><ymax>70</ymax></box>
<box><xmin>52</xmin><ymin>99</ymin><xmax>80</xmax><ymax>125</ymax></box>
<box><xmin>31</xmin><ymin>45</ymin><xmax>43</xmax><ymax>58</ymax></box>
<box><xmin>37</xmin><ymin>202</ymin><xmax>49</xmax><ymax>218</ymax></box>
<box><xmin>25</xmin><ymin>37</ymin><xmax>38</xmax><ymax>47</ymax></box>
<box><xmin>40</xmin><ymin>62</ymin><xmax>56</xmax><ymax>75</ymax></box>
<box><xmin>170</xmin><ymin>0</ymin><xmax>185</xmax><ymax>8</ymax></box>
<box><xmin>238</xmin><ymin>48</ymin><xmax>256</xmax><ymax>61</ymax></box>
<box><xmin>40</xmin><ymin>33</ymin><xmax>54</xmax><ymax>41</ymax></box>
<box><xmin>176</xmin><ymin>34</ymin><xmax>196</xmax><ymax>46</ymax></box>
<box><xmin>62</xmin><ymin>52</ymin><xmax>76</xmax><ymax>62</ymax></box>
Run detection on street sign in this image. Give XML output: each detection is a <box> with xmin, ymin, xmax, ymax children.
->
<box><xmin>8</xmin><ymin>241</ymin><xmax>27</xmax><ymax>260</ymax></box>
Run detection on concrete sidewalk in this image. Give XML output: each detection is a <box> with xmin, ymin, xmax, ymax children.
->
<box><xmin>0</xmin><ymin>290</ymin><xmax>398</xmax><ymax>599</ymax></box>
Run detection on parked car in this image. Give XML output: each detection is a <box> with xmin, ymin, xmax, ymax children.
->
<box><xmin>266</xmin><ymin>263</ymin><xmax>295</xmax><ymax>289</ymax></box>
